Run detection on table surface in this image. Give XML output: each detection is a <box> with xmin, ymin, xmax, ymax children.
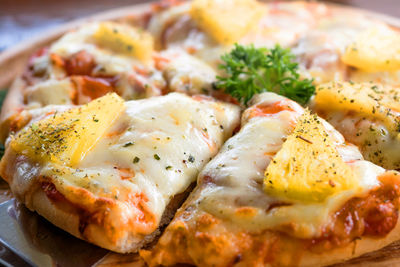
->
<box><xmin>0</xmin><ymin>0</ymin><xmax>399</xmax><ymax>52</ymax></box>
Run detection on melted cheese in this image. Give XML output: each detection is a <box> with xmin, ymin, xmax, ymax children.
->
<box><xmin>17</xmin><ymin>93</ymin><xmax>240</xmax><ymax>232</ymax></box>
<box><xmin>195</xmin><ymin>93</ymin><xmax>383</xmax><ymax>238</ymax></box>
<box><xmin>25</xmin><ymin>79</ymin><xmax>74</xmax><ymax>108</ymax></box>
<box><xmin>161</xmin><ymin>48</ymin><xmax>217</xmax><ymax>94</ymax></box>
<box><xmin>292</xmin><ymin>11</ymin><xmax>385</xmax><ymax>84</ymax></box>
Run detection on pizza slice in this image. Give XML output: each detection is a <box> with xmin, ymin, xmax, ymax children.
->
<box><xmin>0</xmin><ymin>21</ymin><xmax>166</xmax><ymax>142</ymax></box>
<box><xmin>292</xmin><ymin>10</ymin><xmax>400</xmax><ymax>86</ymax></box>
<box><xmin>20</xmin><ymin>21</ymin><xmax>164</xmax><ymax>105</ymax></box>
<box><xmin>312</xmin><ymin>81</ymin><xmax>400</xmax><ymax>170</ymax></box>
<box><xmin>141</xmin><ymin>92</ymin><xmax>400</xmax><ymax>266</ymax></box>
<box><xmin>0</xmin><ymin>92</ymin><xmax>240</xmax><ymax>253</ymax></box>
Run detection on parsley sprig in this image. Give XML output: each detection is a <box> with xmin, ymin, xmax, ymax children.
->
<box><xmin>216</xmin><ymin>44</ymin><xmax>315</xmax><ymax>106</ymax></box>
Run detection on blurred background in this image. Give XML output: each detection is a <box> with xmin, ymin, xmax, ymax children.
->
<box><xmin>0</xmin><ymin>0</ymin><xmax>399</xmax><ymax>52</ymax></box>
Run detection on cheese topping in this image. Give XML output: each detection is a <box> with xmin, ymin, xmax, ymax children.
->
<box><xmin>197</xmin><ymin>93</ymin><xmax>383</xmax><ymax>238</ymax></box>
<box><xmin>160</xmin><ymin>48</ymin><xmax>217</xmax><ymax>95</ymax></box>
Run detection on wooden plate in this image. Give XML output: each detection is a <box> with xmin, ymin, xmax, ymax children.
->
<box><xmin>0</xmin><ymin>1</ymin><xmax>400</xmax><ymax>266</ymax></box>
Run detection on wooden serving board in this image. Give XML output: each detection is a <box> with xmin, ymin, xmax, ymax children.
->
<box><xmin>1</xmin><ymin>1</ymin><xmax>400</xmax><ymax>266</ymax></box>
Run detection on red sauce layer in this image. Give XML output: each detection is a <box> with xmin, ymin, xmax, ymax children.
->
<box><xmin>309</xmin><ymin>171</ymin><xmax>400</xmax><ymax>252</ymax></box>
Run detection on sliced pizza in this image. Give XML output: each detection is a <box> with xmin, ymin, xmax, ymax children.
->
<box><xmin>141</xmin><ymin>92</ymin><xmax>400</xmax><ymax>266</ymax></box>
<box><xmin>0</xmin><ymin>21</ymin><xmax>166</xmax><ymax>142</ymax></box>
<box><xmin>312</xmin><ymin>81</ymin><xmax>400</xmax><ymax>170</ymax></box>
<box><xmin>0</xmin><ymin>92</ymin><xmax>240</xmax><ymax>253</ymax></box>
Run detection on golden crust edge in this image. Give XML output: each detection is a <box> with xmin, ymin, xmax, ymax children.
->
<box><xmin>27</xmin><ymin>188</ymin><xmax>158</xmax><ymax>253</ymax></box>
<box><xmin>23</xmin><ymin>183</ymin><xmax>194</xmax><ymax>254</ymax></box>
<box><xmin>141</xmin><ymin>180</ymin><xmax>400</xmax><ymax>267</ymax></box>
<box><xmin>0</xmin><ymin>77</ymin><xmax>26</xmax><ymax>143</ymax></box>
<box><xmin>143</xmin><ymin>211</ymin><xmax>400</xmax><ymax>267</ymax></box>
<box><xmin>298</xmin><ymin>219</ymin><xmax>400</xmax><ymax>266</ymax></box>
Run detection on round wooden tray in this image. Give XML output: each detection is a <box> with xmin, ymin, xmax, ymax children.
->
<box><xmin>0</xmin><ymin>1</ymin><xmax>400</xmax><ymax>267</ymax></box>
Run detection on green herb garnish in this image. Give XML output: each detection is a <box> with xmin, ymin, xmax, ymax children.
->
<box><xmin>123</xmin><ymin>142</ymin><xmax>134</xmax><ymax>147</ymax></box>
<box><xmin>216</xmin><ymin>44</ymin><xmax>315</xmax><ymax>106</ymax></box>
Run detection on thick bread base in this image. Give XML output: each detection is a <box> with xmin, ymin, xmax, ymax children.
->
<box><xmin>26</xmin><ymin>185</ymin><xmax>193</xmax><ymax>253</ymax></box>
<box><xmin>26</xmin><ymin>184</ymin><xmax>194</xmax><ymax>253</ymax></box>
<box><xmin>27</xmin><ymin>188</ymin><xmax>151</xmax><ymax>253</ymax></box>
<box><xmin>30</xmin><ymin>188</ymin><xmax>82</xmax><ymax>238</ymax></box>
<box><xmin>142</xmin><ymin>184</ymin><xmax>400</xmax><ymax>267</ymax></box>
<box><xmin>297</xmin><ymin>218</ymin><xmax>400</xmax><ymax>267</ymax></box>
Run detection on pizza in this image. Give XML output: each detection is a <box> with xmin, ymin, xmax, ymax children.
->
<box><xmin>141</xmin><ymin>92</ymin><xmax>400</xmax><ymax>266</ymax></box>
<box><xmin>1</xmin><ymin>0</ymin><xmax>400</xmax><ymax>265</ymax></box>
<box><xmin>0</xmin><ymin>92</ymin><xmax>240</xmax><ymax>252</ymax></box>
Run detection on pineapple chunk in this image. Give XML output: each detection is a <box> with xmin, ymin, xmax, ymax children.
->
<box><xmin>11</xmin><ymin>93</ymin><xmax>125</xmax><ymax>167</ymax></box>
<box><xmin>190</xmin><ymin>0</ymin><xmax>264</xmax><ymax>44</ymax></box>
<box><xmin>93</xmin><ymin>22</ymin><xmax>154</xmax><ymax>62</ymax></box>
<box><xmin>314</xmin><ymin>81</ymin><xmax>400</xmax><ymax>132</ymax></box>
<box><xmin>264</xmin><ymin>110</ymin><xmax>357</xmax><ymax>202</ymax></box>
<box><xmin>341</xmin><ymin>27</ymin><xmax>400</xmax><ymax>72</ymax></box>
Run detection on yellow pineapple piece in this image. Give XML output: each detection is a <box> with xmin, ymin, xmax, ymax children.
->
<box><xmin>341</xmin><ymin>27</ymin><xmax>400</xmax><ymax>72</ymax></box>
<box><xmin>264</xmin><ymin>110</ymin><xmax>357</xmax><ymax>202</ymax></box>
<box><xmin>190</xmin><ymin>0</ymin><xmax>264</xmax><ymax>44</ymax></box>
<box><xmin>11</xmin><ymin>93</ymin><xmax>125</xmax><ymax>167</ymax></box>
<box><xmin>93</xmin><ymin>22</ymin><xmax>154</xmax><ymax>62</ymax></box>
<box><xmin>314</xmin><ymin>81</ymin><xmax>400</xmax><ymax>132</ymax></box>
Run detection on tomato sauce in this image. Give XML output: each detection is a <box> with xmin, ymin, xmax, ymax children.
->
<box><xmin>247</xmin><ymin>100</ymin><xmax>298</xmax><ymax>119</ymax></box>
<box><xmin>309</xmin><ymin>171</ymin><xmax>400</xmax><ymax>252</ymax></box>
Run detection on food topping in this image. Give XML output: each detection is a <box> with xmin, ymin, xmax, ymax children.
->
<box><xmin>216</xmin><ymin>44</ymin><xmax>315</xmax><ymax>106</ymax></box>
<box><xmin>11</xmin><ymin>93</ymin><xmax>125</xmax><ymax>166</ymax></box>
<box><xmin>94</xmin><ymin>22</ymin><xmax>154</xmax><ymax>62</ymax></box>
<box><xmin>264</xmin><ymin>110</ymin><xmax>358</xmax><ymax>202</ymax></box>
<box><xmin>342</xmin><ymin>27</ymin><xmax>400</xmax><ymax>72</ymax></box>
<box><xmin>190</xmin><ymin>0</ymin><xmax>264</xmax><ymax>44</ymax></box>
<box><xmin>315</xmin><ymin>81</ymin><xmax>400</xmax><ymax>132</ymax></box>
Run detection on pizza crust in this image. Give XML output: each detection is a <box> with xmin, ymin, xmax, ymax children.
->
<box><xmin>299</xmin><ymin>220</ymin><xmax>400</xmax><ymax>266</ymax></box>
<box><xmin>13</xmin><ymin>180</ymin><xmax>194</xmax><ymax>253</ymax></box>
<box><xmin>0</xmin><ymin>77</ymin><xmax>26</xmax><ymax>143</ymax></box>
<box><xmin>30</xmin><ymin>189</ymin><xmax>161</xmax><ymax>253</ymax></box>
<box><xmin>142</xmin><ymin>204</ymin><xmax>400</xmax><ymax>267</ymax></box>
